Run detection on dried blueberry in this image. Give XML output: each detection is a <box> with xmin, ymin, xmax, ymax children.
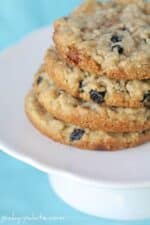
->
<box><xmin>89</xmin><ymin>89</ymin><xmax>106</xmax><ymax>104</ymax></box>
<box><xmin>63</xmin><ymin>16</ymin><xmax>68</xmax><ymax>20</ymax></box>
<box><xmin>120</xmin><ymin>26</ymin><xmax>130</xmax><ymax>32</ymax></box>
<box><xmin>112</xmin><ymin>45</ymin><xmax>124</xmax><ymax>54</ymax></box>
<box><xmin>79</xmin><ymin>80</ymin><xmax>83</xmax><ymax>89</ymax></box>
<box><xmin>111</xmin><ymin>34</ymin><xmax>122</xmax><ymax>43</ymax></box>
<box><xmin>70</xmin><ymin>129</ymin><xmax>85</xmax><ymax>141</ymax></box>
<box><xmin>142</xmin><ymin>91</ymin><xmax>150</xmax><ymax>107</ymax></box>
<box><xmin>37</xmin><ymin>76</ymin><xmax>43</xmax><ymax>85</ymax></box>
<box><xmin>121</xmin><ymin>27</ymin><xmax>127</xmax><ymax>31</ymax></box>
<box><xmin>141</xmin><ymin>130</ymin><xmax>147</xmax><ymax>135</ymax></box>
<box><xmin>79</xmin><ymin>80</ymin><xmax>84</xmax><ymax>93</ymax></box>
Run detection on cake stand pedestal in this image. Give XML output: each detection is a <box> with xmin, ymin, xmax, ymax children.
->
<box><xmin>49</xmin><ymin>174</ymin><xmax>150</xmax><ymax>220</ymax></box>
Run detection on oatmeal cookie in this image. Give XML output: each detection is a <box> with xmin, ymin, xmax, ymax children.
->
<box><xmin>25</xmin><ymin>91</ymin><xmax>150</xmax><ymax>151</ymax></box>
<box><xmin>45</xmin><ymin>48</ymin><xmax>150</xmax><ymax>108</ymax></box>
<box><xmin>33</xmin><ymin>66</ymin><xmax>150</xmax><ymax>132</ymax></box>
<box><xmin>53</xmin><ymin>0</ymin><xmax>150</xmax><ymax>80</ymax></box>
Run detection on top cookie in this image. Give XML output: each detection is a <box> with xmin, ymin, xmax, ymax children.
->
<box><xmin>54</xmin><ymin>0</ymin><xmax>150</xmax><ymax>80</ymax></box>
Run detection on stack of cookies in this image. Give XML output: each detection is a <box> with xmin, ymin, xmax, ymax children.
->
<box><xmin>25</xmin><ymin>0</ymin><xmax>150</xmax><ymax>151</ymax></box>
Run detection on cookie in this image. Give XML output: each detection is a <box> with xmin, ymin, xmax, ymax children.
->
<box><xmin>33</xmin><ymin>66</ymin><xmax>150</xmax><ymax>132</ymax></box>
<box><xmin>25</xmin><ymin>91</ymin><xmax>150</xmax><ymax>151</ymax></box>
<box><xmin>53</xmin><ymin>0</ymin><xmax>150</xmax><ymax>80</ymax></box>
<box><xmin>45</xmin><ymin>48</ymin><xmax>150</xmax><ymax>108</ymax></box>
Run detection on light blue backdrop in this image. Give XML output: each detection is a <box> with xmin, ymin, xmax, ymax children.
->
<box><xmin>0</xmin><ymin>1</ymin><xmax>150</xmax><ymax>225</ymax></box>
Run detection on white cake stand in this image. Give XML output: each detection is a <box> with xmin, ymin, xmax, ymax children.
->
<box><xmin>0</xmin><ymin>26</ymin><xmax>150</xmax><ymax>220</ymax></box>
<box><xmin>49</xmin><ymin>175</ymin><xmax>150</xmax><ymax>220</ymax></box>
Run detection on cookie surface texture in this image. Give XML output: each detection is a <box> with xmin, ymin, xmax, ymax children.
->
<box><xmin>45</xmin><ymin>48</ymin><xmax>150</xmax><ymax>108</ymax></box>
<box><xmin>25</xmin><ymin>91</ymin><xmax>150</xmax><ymax>151</ymax></box>
<box><xmin>33</xmin><ymin>66</ymin><xmax>150</xmax><ymax>132</ymax></box>
<box><xmin>53</xmin><ymin>0</ymin><xmax>150</xmax><ymax>80</ymax></box>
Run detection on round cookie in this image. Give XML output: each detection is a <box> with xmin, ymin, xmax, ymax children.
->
<box><xmin>53</xmin><ymin>0</ymin><xmax>150</xmax><ymax>80</ymax></box>
<box><xmin>33</xmin><ymin>66</ymin><xmax>150</xmax><ymax>133</ymax></box>
<box><xmin>25</xmin><ymin>91</ymin><xmax>150</xmax><ymax>151</ymax></box>
<box><xmin>45</xmin><ymin>48</ymin><xmax>150</xmax><ymax>108</ymax></box>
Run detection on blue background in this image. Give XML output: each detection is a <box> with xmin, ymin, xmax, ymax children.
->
<box><xmin>0</xmin><ymin>1</ymin><xmax>150</xmax><ymax>224</ymax></box>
